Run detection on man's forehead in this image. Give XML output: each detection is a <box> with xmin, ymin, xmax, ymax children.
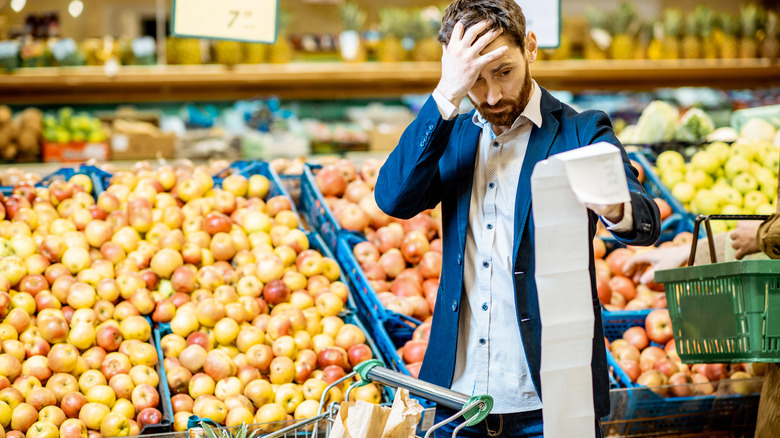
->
<box><xmin>479</xmin><ymin>35</ymin><xmax>522</xmax><ymax>55</ymax></box>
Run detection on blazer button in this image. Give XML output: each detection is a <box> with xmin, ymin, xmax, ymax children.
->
<box><xmin>451</xmin><ymin>301</ymin><xmax>458</xmax><ymax>312</ymax></box>
<box><xmin>457</xmin><ymin>254</ymin><xmax>462</xmax><ymax>265</ymax></box>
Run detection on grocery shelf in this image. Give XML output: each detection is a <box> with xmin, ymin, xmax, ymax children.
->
<box><xmin>1</xmin><ymin>59</ymin><xmax>779</xmax><ymax>104</ymax></box>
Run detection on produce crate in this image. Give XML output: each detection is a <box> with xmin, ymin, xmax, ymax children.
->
<box><xmin>300</xmin><ymin>164</ymin><xmax>342</xmax><ymax>253</ymax></box>
<box><xmin>212</xmin><ymin>160</ymin><xmax>303</xmax><ymax>228</ymax></box>
<box><xmin>602</xmin><ymin>311</ymin><xmax>763</xmax><ymax>436</ymax></box>
<box><xmin>146</xmin><ymin>316</ymin><xmax>175</xmax><ymax>434</ymax></box>
<box><xmin>1</xmin><ymin>164</ymin><xmax>111</xmax><ymax>198</ymax></box>
<box><xmin>278</xmin><ymin>173</ymin><xmax>302</xmax><ymax>207</ymax></box>
<box><xmin>656</xmin><ymin>260</ymin><xmax>780</xmax><ymax>364</ymax></box>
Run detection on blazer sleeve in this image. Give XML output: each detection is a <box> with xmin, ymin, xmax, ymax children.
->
<box><xmin>581</xmin><ymin>110</ymin><xmax>662</xmax><ymax>246</ymax></box>
<box><xmin>374</xmin><ymin>95</ymin><xmax>458</xmax><ymax>219</ymax></box>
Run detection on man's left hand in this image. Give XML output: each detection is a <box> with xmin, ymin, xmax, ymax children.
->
<box><xmin>585</xmin><ymin>203</ymin><xmax>624</xmax><ymax>223</ymax></box>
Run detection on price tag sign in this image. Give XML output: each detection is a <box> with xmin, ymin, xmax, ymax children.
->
<box><xmin>171</xmin><ymin>0</ymin><xmax>278</xmax><ymax>43</ymax></box>
<box><xmin>51</xmin><ymin>38</ymin><xmax>77</xmax><ymax>62</ymax></box>
<box><xmin>515</xmin><ymin>0</ymin><xmax>560</xmax><ymax>49</ymax></box>
<box><xmin>132</xmin><ymin>36</ymin><xmax>156</xmax><ymax>58</ymax></box>
<box><xmin>0</xmin><ymin>41</ymin><xmax>19</xmax><ymax>58</ymax></box>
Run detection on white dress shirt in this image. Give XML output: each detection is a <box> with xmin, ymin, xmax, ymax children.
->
<box><xmin>431</xmin><ymin>82</ymin><xmax>633</xmax><ymax>413</ymax></box>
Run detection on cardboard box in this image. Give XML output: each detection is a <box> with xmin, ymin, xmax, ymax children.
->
<box><xmin>368</xmin><ymin>124</ymin><xmax>407</xmax><ymax>151</ymax></box>
<box><xmin>42</xmin><ymin>141</ymin><xmax>110</xmax><ymax>163</ymax></box>
<box><xmin>111</xmin><ymin>132</ymin><xmax>176</xmax><ymax>160</ymax></box>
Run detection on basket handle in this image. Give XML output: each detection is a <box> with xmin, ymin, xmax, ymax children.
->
<box><xmin>688</xmin><ymin>214</ymin><xmax>771</xmax><ymax>266</ymax></box>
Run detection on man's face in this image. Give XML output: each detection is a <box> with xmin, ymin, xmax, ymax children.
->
<box><xmin>467</xmin><ymin>33</ymin><xmax>537</xmax><ymax>129</ymax></box>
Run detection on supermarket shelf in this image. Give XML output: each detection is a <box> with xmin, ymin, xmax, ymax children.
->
<box><xmin>1</xmin><ymin>59</ymin><xmax>779</xmax><ymax>104</ymax></box>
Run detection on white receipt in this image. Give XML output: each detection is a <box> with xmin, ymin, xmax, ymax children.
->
<box><xmin>530</xmin><ymin>142</ymin><xmax>629</xmax><ymax>438</ymax></box>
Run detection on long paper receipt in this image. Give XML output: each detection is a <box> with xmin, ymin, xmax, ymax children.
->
<box><xmin>530</xmin><ymin>142</ymin><xmax>629</xmax><ymax>438</ymax></box>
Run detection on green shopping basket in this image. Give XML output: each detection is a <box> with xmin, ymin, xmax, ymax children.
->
<box><xmin>655</xmin><ymin>214</ymin><xmax>780</xmax><ymax>364</ymax></box>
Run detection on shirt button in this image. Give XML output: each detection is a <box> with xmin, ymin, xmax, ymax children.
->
<box><xmin>479</xmin><ymin>338</ymin><xmax>486</xmax><ymax>345</ymax></box>
<box><xmin>492</xmin><ymin>140</ymin><xmax>499</xmax><ymax>147</ymax></box>
<box><xmin>486</xmin><ymin>224</ymin><xmax>493</xmax><ymax>230</ymax></box>
<box><xmin>482</xmin><ymin>261</ymin><xmax>489</xmax><ymax>268</ymax></box>
<box><xmin>482</xmin><ymin>303</ymin><xmax>488</xmax><ymax>311</ymax></box>
<box><xmin>451</xmin><ymin>301</ymin><xmax>458</xmax><ymax>312</ymax></box>
<box><xmin>488</xmin><ymin>182</ymin><xmax>495</xmax><ymax>189</ymax></box>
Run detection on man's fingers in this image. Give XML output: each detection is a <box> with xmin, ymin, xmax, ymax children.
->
<box><xmin>472</xmin><ymin>28</ymin><xmax>503</xmax><ymax>53</ymax></box>
<box><xmin>450</xmin><ymin>21</ymin><xmax>465</xmax><ymax>44</ymax></box>
<box><xmin>461</xmin><ymin>20</ymin><xmax>491</xmax><ymax>46</ymax></box>
<box><xmin>476</xmin><ymin>45</ymin><xmax>508</xmax><ymax>65</ymax></box>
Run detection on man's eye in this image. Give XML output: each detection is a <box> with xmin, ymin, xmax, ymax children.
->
<box><xmin>501</xmin><ymin>70</ymin><xmax>511</xmax><ymax>76</ymax></box>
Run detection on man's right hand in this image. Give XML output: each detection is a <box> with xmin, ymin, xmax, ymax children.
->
<box><xmin>435</xmin><ymin>21</ymin><xmax>508</xmax><ymax>107</ymax></box>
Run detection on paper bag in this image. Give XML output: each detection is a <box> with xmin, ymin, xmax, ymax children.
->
<box><xmin>382</xmin><ymin>388</ymin><xmax>424</xmax><ymax>438</ymax></box>
<box><xmin>328</xmin><ymin>388</ymin><xmax>423</xmax><ymax>438</ymax></box>
<box><xmin>329</xmin><ymin>400</ymin><xmax>390</xmax><ymax>438</ymax></box>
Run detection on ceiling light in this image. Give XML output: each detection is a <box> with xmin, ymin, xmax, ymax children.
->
<box><xmin>10</xmin><ymin>0</ymin><xmax>25</xmax><ymax>13</ymax></box>
<box><xmin>68</xmin><ymin>0</ymin><xmax>84</xmax><ymax>18</ymax></box>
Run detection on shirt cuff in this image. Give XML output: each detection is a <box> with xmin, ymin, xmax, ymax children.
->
<box><xmin>602</xmin><ymin>201</ymin><xmax>634</xmax><ymax>233</ymax></box>
<box><xmin>432</xmin><ymin>89</ymin><xmax>460</xmax><ymax>120</ymax></box>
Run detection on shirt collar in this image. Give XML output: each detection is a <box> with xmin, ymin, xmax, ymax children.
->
<box><xmin>472</xmin><ymin>80</ymin><xmax>543</xmax><ymax>132</ymax></box>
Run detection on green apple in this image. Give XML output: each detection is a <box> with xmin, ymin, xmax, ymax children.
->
<box><xmin>710</xmin><ymin>220</ymin><xmax>728</xmax><ymax>234</ymax></box>
<box><xmin>691</xmin><ymin>151</ymin><xmax>721</xmax><ymax>175</ymax></box>
<box><xmin>711</xmin><ymin>185</ymin><xmax>742</xmax><ymax>207</ymax></box>
<box><xmin>753</xmin><ymin>167</ymin><xmax>775</xmax><ymax>188</ymax></box>
<box><xmin>657</xmin><ymin>151</ymin><xmax>686</xmax><ymax>173</ymax></box>
<box><xmin>762</xmin><ymin>151</ymin><xmax>780</xmax><ymax>172</ymax></box>
<box><xmin>685</xmin><ymin>168</ymin><xmax>714</xmax><ymax>190</ymax></box>
<box><xmin>725</xmin><ymin>156</ymin><xmax>751</xmax><ymax>181</ymax></box>
<box><xmin>692</xmin><ymin>190</ymin><xmax>723</xmax><ymax>215</ymax></box>
<box><xmin>721</xmin><ymin>204</ymin><xmax>744</xmax><ymax>228</ymax></box>
<box><xmin>672</xmin><ymin>182</ymin><xmax>696</xmax><ymax>203</ymax></box>
<box><xmin>756</xmin><ymin>204</ymin><xmax>776</xmax><ymax>215</ymax></box>
<box><xmin>732</xmin><ymin>173</ymin><xmax>759</xmax><ymax>195</ymax></box>
<box><xmin>744</xmin><ymin>191</ymin><xmax>770</xmax><ymax>213</ymax></box>
<box><xmin>761</xmin><ymin>179</ymin><xmax>778</xmax><ymax>201</ymax></box>
<box><xmin>706</xmin><ymin>142</ymin><xmax>731</xmax><ymax>164</ymax></box>
<box><xmin>662</xmin><ymin>170</ymin><xmax>685</xmax><ymax>188</ymax></box>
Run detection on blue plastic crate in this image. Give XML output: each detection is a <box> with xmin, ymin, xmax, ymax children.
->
<box><xmin>145</xmin><ymin>316</ymin><xmax>175</xmax><ymax>434</ymax></box>
<box><xmin>1</xmin><ymin>165</ymin><xmax>111</xmax><ymax>198</ymax></box>
<box><xmin>300</xmin><ymin>164</ymin><xmax>342</xmax><ymax>253</ymax></box>
<box><xmin>278</xmin><ymin>173</ymin><xmax>302</xmax><ymax>206</ymax></box>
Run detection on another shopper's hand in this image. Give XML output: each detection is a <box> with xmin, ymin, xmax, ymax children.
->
<box><xmin>586</xmin><ymin>203</ymin><xmax>624</xmax><ymax>224</ymax></box>
<box><xmin>730</xmin><ymin>220</ymin><xmax>761</xmax><ymax>260</ymax></box>
<box><xmin>623</xmin><ymin>246</ymin><xmax>689</xmax><ymax>284</ymax></box>
<box><xmin>436</xmin><ymin>21</ymin><xmax>508</xmax><ymax>106</ymax></box>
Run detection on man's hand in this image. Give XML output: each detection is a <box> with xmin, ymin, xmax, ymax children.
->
<box><xmin>435</xmin><ymin>21</ymin><xmax>508</xmax><ymax>106</ymax></box>
<box><xmin>730</xmin><ymin>220</ymin><xmax>761</xmax><ymax>260</ymax></box>
<box><xmin>586</xmin><ymin>203</ymin><xmax>624</xmax><ymax>224</ymax></box>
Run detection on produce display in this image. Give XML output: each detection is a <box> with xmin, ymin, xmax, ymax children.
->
<box><xmin>0</xmin><ymin>160</ymin><xmax>385</xmax><ymax>437</ymax></box>
<box><xmin>606</xmin><ymin>309</ymin><xmax>766</xmax><ymax>396</ymax></box>
<box><xmin>0</xmin><ymin>178</ymin><xmax>172</xmax><ymax>437</ymax></box>
<box><xmin>0</xmin><ymin>106</ymin><xmax>43</xmax><ymax>162</ymax></box>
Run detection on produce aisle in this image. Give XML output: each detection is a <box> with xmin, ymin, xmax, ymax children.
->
<box><xmin>1</xmin><ymin>0</ymin><xmax>779</xmax><ymax>437</ymax></box>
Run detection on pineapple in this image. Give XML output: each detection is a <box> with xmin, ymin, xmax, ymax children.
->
<box><xmin>268</xmin><ymin>9</ymin><xmax>293</xmax><ymax>64</ymax></box>
<box><xmin>632</xmin><ymin>22</ymin><xmax>650</xmax><ymax>60</ymax></box>
<box><xmin>214</xmin><ymin>41</ymin><xmax>243</xmax><ymax>66</ymax></box>
<box><xmin>739</xmin><ymin>4</ymin><xmax>761</xmax><ymax>59</ymax></box>
<box><xmin>698</xmin><ymin>6</ymin><xmax>719</xmax><ymax>59</ymax></box>
<box><xmin>717</xmin><ymin>13</ymin><xmax>739</xmax><ymax>59</ymax></box>
<box><xmin>608</xmin><ymin>2</ymin><xmax>638</xmax><ymax>60</ymax></box>
<box><xmin>585</xmin><ymin>7</ymin><xmax>609</xmax><ymax>60</ymax></box>
<box><xmin>681</xmin><ymin>12</ymin><xmax>701</xmax><ymax>58</ymax></box>
<box><xmin>378</xmin><ymin>8</ymin><xmax>406</xmax><ymax>62</ymax></box>
<box><xmin>761</xmin><ymin>11</ymin><xmax>779</xmax><ymax>59</ymax></box>
<box><xmin>243</xmin><ymin>43</ymin><xmax>268</xmax><ymax>64</ymax></box>
<box><xmin>411</xmin><ymin>6</ymin><xmax>443</xmax><ymax>62</ymax></box>
<box><xmin>339</xmin><ymin>1</ymin><xmax>367</xmax><ymax>62</ymax></box>
<box><xmin>662</xmin><ymin>9</ymin><xmax>682</xmax><ymax>59</ymax></box>
<box><xmin>647</xmin><ymin>22</ymin><xmax>664</xmax><ymax>60</ymax></box>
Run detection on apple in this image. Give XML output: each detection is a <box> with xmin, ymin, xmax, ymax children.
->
<box><xmin>47</xmin><ymin>343</ymin><xmax>78</xmax><ymax>374</ymax></box>
<box><xmin>269</xmin><ymin>356</ymin><xmax>295</xmax><ymax>385</ymax></box>
<box><xmin>203</xmin><ymin>350</ymin><xmax>237</xmax><ymax>382</ymax></box>
<box><xmin>636</xmin><ymin>370</ymin><xmax>668</xmax><ymax>396</ymax></box>
<box><xmin>214</xmin><ymin>377</ymin><xmax>243</xmax><ymax>401</ymax></box>
<box><xmin>334</xmin><ymin>324</ymin><xmax>366</xmax><ymax>351</ymax></box>
<box><xmin>668</xmin><ymin>372</ymin><xmax>694</xmax><ymax>397</ymax></box>
<box><xmin>136</xmin><ymin>407</ymin><xmax>162</xmax><ymax>429</ymax></box>
<box><xmin>99</xmin><ymin>412</ymin><xmax>130</xmax><ymax>437</ymax></box>
<box><xmin>60</xmin><ymin>392</ymin><xmax>87</xmax><ymax>419</ymax></box>
<box><xmin>131</xmin><ymin>384</ymin><xmax>159</xmax><ymax>411</ymax></box>
<box><xmin>100</xmin><ymin>353</ymin><xmax>132</xmax><ymax>381</ymax></box>
<box><xmin>45</xmin><ymin>373</ymin><xmax>78</xmax><ymax>404</ymax></box>
<box><xmin>274</xmin><ymin>383</ymin><xmax>303</xmax><ymax>414</ymax></box>
<box><xmin>59</xmin><ymin>418</ymin><xmax>88</xmax><ymax>438</ymax></box>
<box><xmin>317</xmin><ymin>346</ymin><xmax>349</xmax><ymax>370</ymax></box>
<box><xmin>244</xmin><ymin>379</ymin><xmax>274</xmax><ymax>408</ymax></box>
<box><xmin>645</xmin><ymin>309</ymin><xmax>674</xmax><ymax>345</ymax></box>
<box><xmin>653</xmin><ymin>357</ymin><xmax>680</xmax><ymax>378</ymax></box>
<box><xmin>78</xmin><ymin>402</ymin><xmax>110</xmax><ymax>431</ymax></box>
<box><xmin>107</xmin><ymin>373</ymin><xmax>134</xmax><ymax>401</ymax></box>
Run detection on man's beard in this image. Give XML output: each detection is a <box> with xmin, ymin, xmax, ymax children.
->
<box><xmin>471</xmin><ymin>64</ymin><xmax>533</xmax><ymax>128</ymax></box>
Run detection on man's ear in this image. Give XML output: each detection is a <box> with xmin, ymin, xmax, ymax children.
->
<box><xmin>525</xmin><ymin>31</ymin><xmax>538</xmax><ymax>63</ymax></box>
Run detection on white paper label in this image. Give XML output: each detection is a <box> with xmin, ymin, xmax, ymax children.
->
<box><xmin>171</xmin><ymin>0</ymin><xmax>278</xmax><ymax>43</ymax></box>
<box><xmin>112</xmin><ymin>134</ymin><xmax>129</xmax><ymax>152</ymax></box>
<box><xmin>51</xmin><ymin>38</ymin><xmax>77</xmax><ymax>61</ymax></box>
<box><xmin>515</xmin><ymin>1</ymin><xmax>560</xmax><ymax>48</ymax></box>
<box><xmin>132</xmin><ymin>36</ymin><xmax>156</xmax><ymax>58</ymax></box>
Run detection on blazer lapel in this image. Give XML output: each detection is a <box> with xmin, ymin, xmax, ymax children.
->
<box><xmin>512</xmin><ymin>90</ymin><xmax>562</xmax><ymax>258</ymax></box>
<box><xmin>456</xmin><ymin>115</ymin><xmax>481</xmax><ymax>251</ymax></box>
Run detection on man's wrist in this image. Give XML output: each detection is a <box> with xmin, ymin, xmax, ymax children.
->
<box><xmin>434</xmin><ymin>83</ymin><xmax>464</xmax><ymax>109</ymax></box>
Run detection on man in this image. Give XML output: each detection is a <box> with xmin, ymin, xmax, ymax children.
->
<box><xmin>374</xmin><ymin>1</ymin><xmax>661</xmax><ymax>436</ymax></box>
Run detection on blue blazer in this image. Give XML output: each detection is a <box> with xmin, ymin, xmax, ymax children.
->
<box><xmin>375</xmin><ymin>88</ymin><xmax>661</xmax><ymax>418</ymax></box>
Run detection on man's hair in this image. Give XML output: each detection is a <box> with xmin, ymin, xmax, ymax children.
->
<box><xmin>438</xmin><ymin>0</ymin><xmax>526</xmax><ymax>50</ymax></box>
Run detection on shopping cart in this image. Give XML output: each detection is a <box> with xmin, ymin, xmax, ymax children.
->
<box><xmin>258</xmin><ymin>359</ymin><xmax>494</xmax><ymax>438</ymax></box>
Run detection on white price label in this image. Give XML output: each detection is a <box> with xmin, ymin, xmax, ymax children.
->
<box><xmin>0</xmin><ymin>41</ymin><xmax>19</xmax><ymax>58</ymax></box>
<box><xmin>171</xmin><ymin>0</ymin><xmax>278</xmax><ymax>43</ymax></box>
<box><xmin>515</xmin><ymin>0</ymin><xmax>560</xmax><ymax>49</ymax></box>
<box><xmin>132</xmin><ymin>36</ymin><xmax>156</xmax><ymax>58</ymax></box>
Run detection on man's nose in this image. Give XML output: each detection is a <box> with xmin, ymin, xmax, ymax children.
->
<box><xmin>487</xmin><ymin>84</ymin><xmax>502</xmax><ymax>106</ymax></box>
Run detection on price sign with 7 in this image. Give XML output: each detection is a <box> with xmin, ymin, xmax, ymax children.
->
<box><xmin>171</xmin><ymin>0</ymin><xmax>278</xmax><ymax>43</ymax></box>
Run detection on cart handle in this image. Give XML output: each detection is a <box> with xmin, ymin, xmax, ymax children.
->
<box><xmin>354</xmin><ymin>360</ymin><xmax>494</xmax><ymax>427</ymax></box>
<box><xmin>688</xmin><ymin>214</ymin><xmax>770</xmax><ymax>266</ymax></box>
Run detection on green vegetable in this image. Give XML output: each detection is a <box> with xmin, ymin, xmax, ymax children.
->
<box><xmin>675</xmin><ymin>107</ymin><xmax>714</xmax><ymax>143</ymax></box>
<box><xmin>629</xmin><ymin>100</ymin><xmax>679</xmax><ymax>144</ymax></box>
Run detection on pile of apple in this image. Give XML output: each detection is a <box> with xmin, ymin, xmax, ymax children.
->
<box><xmin>655</xmin><ymin>139</ymin><xmax>779</xmax><ymax>233</ymax></box>
<box><xmin>0</xmin><ymin>179</ymin><xmax>171</xmax><ymax>438</ymax></box>
<box><xmin>315</xmin><ymin>160</ymin><xmax>442</xmax><ymax>321</ymax></box>
<box><xmin>593</xmin><ymin>230</ymin><xmax>693</xmax><ymax>312</ymax></box>
<box><xmin>608</xmin><ymin>309</ymin><xmax>765</xmax><ymax>397</ymax></box>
